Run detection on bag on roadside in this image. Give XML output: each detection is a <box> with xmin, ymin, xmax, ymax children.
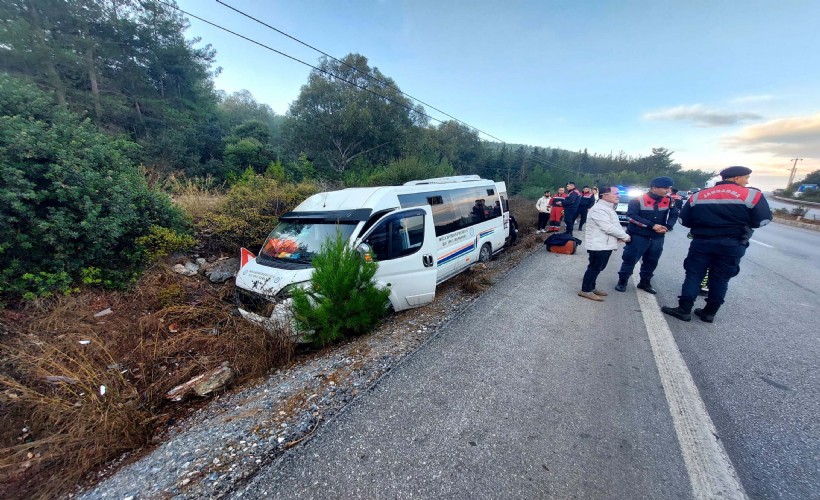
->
<box><xmin>544</xmin><ymin>233</ymin><xmax>582</xmax><ymax>255</ymax></box>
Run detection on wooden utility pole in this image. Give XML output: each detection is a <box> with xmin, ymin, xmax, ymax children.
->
<box><xmin>787</xmin><ymin>158</ymin><xmax>803</xmax><ymax>188</ymax></box>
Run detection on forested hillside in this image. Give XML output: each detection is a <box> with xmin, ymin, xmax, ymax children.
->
<box><xmin>0</xmin><ymin>0</ymin><xmax>713</xmax><ymax>298</ymax></box>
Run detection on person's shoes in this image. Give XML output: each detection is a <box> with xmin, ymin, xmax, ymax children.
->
<box><xmin>693</xmin><ymin>308</ymin><xmax>715</xmax><ymax>323</ymax></box>
<box><xmin>661</xmin><ymin>306</ymin><xmax>691</xmax><ymax>321</ymax></box>
<box><xmin>578</xmin><ymin>291</ymin><xmax>604</xmax><ymax>301</ymax></box>
<box><xmin>592</xmin><ymin>289</ymin><xmax>608</xmax><ymax>296</ymax></box>
<box><xmin>636</xmin><ymin>281</ymin><xmax>657</xmax><ymax>294</ymax></box>
<box><xmin>614</xmin><ymin>279</ymin><xmax>628</xmax><ymax>292</ymax></box>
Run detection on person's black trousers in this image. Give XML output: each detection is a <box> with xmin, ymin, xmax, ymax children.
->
<box><xmin>577</xmin><ymin>207</ymin><xmax>589</xmax><ymax>230</ymax></box>
<box><xmin>582</xmin><ymin>250</ymin><xmax>613</xmax><ymax>292</ymax></box>
<box><xmin>537</xmin><ymin>212</ymin><xmax>550</xmax><ymax>230</ymax></box>
<box><xmin>564</xmin><ymin>210</ymin><xmax>578</xmax><ymax>234</ymax></box>
<box><xmin>618</xmin><ymin>234</ymin><xmax>665</xmax><ymax>281</ymax></box>
<box><xmin>679</xmin><ymin>238</ymin><xmax>746</xmax><ymax>308</ymax></box>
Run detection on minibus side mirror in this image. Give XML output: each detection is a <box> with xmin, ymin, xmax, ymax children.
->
<box><xmin>356</xmin><ymin>243</ymin><xmax>373</xmax><ymax>262</ymax></box>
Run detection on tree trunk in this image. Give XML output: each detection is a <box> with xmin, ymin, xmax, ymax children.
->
<box><xmin>27</xmin><ymin>1</ymin><xmax>66</xmax><ymax>105</ymax></box>
<box><xmin>86</xmin><ymin>44</ymin><xmax>101</xmax><ymax>120</ymax></box>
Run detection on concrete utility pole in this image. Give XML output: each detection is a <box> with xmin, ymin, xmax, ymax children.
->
<box><xmin>787</xmin><ymin>158</ymin><xmax>803</xmax><ymax>189</ymax></box>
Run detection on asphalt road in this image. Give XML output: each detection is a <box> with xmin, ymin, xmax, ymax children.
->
<box><xmin>237</xmin><ymin>220</ymin><xmax>819</xmax><ymax>499</ymax></box>
<box><xmin>655</xmin><ymin>221</ymin><xmax>820</xmax><ymax>500</ymax></box>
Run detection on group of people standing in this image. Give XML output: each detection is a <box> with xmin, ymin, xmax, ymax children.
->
<box><xmin>545</xmin><ymin>166</ymin><xmax>771</xmax><ymax>324</ymax></box>
<box><xmin>535</xmin><ymin>183</ymin><xmax>597</xmax><ymax>234</ymax></box>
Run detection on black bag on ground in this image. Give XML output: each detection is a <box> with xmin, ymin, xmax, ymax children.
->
<box><xmin>544</xmin><ymin>233</ymin><xmax>583</xmax><ymax>255</ymax></box>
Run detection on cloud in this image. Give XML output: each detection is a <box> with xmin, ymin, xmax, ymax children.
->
<box><xmin>729</xmin><ymin>94</ymin><xmax>776</xmax><ymax>105</ymax></box>
<box><xmin>723</xmin><ymin>113</ymin><xmax>820</xmax><ymax>158</ymax></box>
<box><xmin>643</xmin><ymin>104</ymin><xmax>763</xmax><ymax>127</ymax></box>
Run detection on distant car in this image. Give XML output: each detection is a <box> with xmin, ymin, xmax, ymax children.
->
<box><xmin>615</xmin><ymin>195</ymin><xmax>630</xmax><ymax>225</ymax></box>
<box><xmin>614</xmin><ymin>186</ymin><xmax>645</xmax><ymax>225</ymax></box>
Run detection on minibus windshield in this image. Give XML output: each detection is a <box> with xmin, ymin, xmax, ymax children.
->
<box><xmin>257</xmin><ymin>222</ymin><xmax>357</xmax><ymax>264</ymax></box>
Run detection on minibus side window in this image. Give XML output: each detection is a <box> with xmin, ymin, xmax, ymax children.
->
<box><xmin>358</xmin><ymin>209</ymin><xmax>394</xmax><ymax>238</ymax></box>
<box><xmin>365</xmin><ymin>213</ymin><xmax>425</xmax><ymax>261</ymax></box>
<box><xmin>398</xmin><ymin>184</ymin><xmax>499</xmax><ymax>236</ymax></box>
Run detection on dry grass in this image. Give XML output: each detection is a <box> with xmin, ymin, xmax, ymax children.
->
<box><xmin>174</xmin><ymin>192</ymin><xmax>225</xmax><ymax>223</ymax></box>
<box><xmin>457</xmin><ymin>267</ymin><xmax>494</xmax><ymax>294</ymax></box>
<box><xmin>169</xmin><ymin>175</ymin><xmax>226</xmax><ymax>224</ymax></box>
<box><xmin>0</xmin><ymin>331</ymin><xmax>151</xmax><ymax>500</ymax></box>
<box><xmin>509</xmin><ymin>197</ymin><xmax>538</xmax><ymax>236</ymax></box>
<box><xmin>0</xmin><ymin>267</ymin><xmax>294</xmax><ymax>499</ymax></box>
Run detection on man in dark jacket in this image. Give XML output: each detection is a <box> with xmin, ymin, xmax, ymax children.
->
<box><xmin>670</xmin><ymin>188</ymin><xmax>684</xmax><ymax>211</ymax></box>
<box><xmin>662</xmin><ymin>166</ymin><xmax>772</xmax><ymax>323</ymax></box>
<box><xmin>562</xmin><ymin>181</ymin><xmax>582</xmax><ymax>235</ymax></box>
<box><xmin>614</xmin><ymin>176</ymin><xmax>679</xmax><ymax>294</ymax></box>
<box><xmin>577</xmin><ymin>186</ymin><xmax>595</xmax><ymax>231</ymax></box>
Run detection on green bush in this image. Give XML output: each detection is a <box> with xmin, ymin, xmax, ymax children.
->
<box><xmin>18</xmin><ymin>271</ymin><xmax>76</xmax><ymax>301</ymax></box>
<box><xmin>518</xmin><ymin>185</ymin><xmax>553</xmax><ymax>200</ymax></box>
<box><xmin>797</xmin><ymin>191</ymin><xmax>820</xmax><ymax>202</ymax></box>
<box><xmin>135</xmin><ymin>225</ymin><xmax>197</xmax><ymax>261</ymax></box>
<box><xmin>290</xmin><ymin>232</ymin><xmax>390</xmax><ymax>347</ymax></box>
<box><xmin>364</xmin><ymin>156</ymin><xmax>454</xmax><ymax>186</ymax></box>
<box><xmin>196</xmin><ymin>174</ymin><xmax>317</xmax><ymax>252</ymax></box>
<box><xmin>0</xmin><ymin>74</ymin><xmax>188</xmax><ymax>299</ymax></box>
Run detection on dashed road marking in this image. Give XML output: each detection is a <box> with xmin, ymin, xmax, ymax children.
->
<box><xmin>750</xmin><ymin>239</ymin><xmax>774</xmax><ymax>248</ymax></box>
<box><xmin>633</xmin><ymin>273</ymin><xmax>747</xmax><ymax>500</ymax></box>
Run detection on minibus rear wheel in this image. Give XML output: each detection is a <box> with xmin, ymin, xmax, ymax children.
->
<box><xmin>478</xmin><ymin>243</ymin><xmax>492</xmax><ymax>263</ymax></box>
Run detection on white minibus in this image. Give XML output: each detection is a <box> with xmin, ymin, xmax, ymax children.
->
<box><xmin>234</xmin><ymin>175</ymin><xmax>510</xmax><ymax>322</ymax></box>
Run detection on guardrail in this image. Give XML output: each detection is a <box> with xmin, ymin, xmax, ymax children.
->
<box><xmin>771</xmin><ymin>195</ymin><xmax>820</xmax><ymax>208</ymax></box>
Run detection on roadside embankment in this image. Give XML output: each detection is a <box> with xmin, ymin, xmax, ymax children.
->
<box><xmin>772</xmin><ymin>216</ymin><xmax>820</xmax><ymax>232</ymax></box>
<box><xmin>771</xmin><ymin>195</ymin><xmax>820</xmax><ymax>207</ymax></box>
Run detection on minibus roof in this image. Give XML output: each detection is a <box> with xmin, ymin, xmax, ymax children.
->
<box><xmin>294</xmin><ymin>178</ymin><xmax>501</xmax><ymax>214</ymax></box>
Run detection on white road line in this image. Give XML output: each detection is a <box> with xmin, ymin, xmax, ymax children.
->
<box><xmin>749</xmin><ymin>239</ymin><xmax>774</xmax><ymax>248</ymax></box>
<box><xmin>633</xmin><ymin>273</ymin><xmax>747</xmax><ymax>500</ymax></box>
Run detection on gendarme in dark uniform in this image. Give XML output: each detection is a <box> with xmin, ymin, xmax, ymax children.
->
<box><xmin>615</xmin><ymin>176</ymin><xmax>679</xmax><ymax>294</ymax></box>
<box><xmin>662</xmin><ymin>166</ymin><xmax>772</xmax><ymax>323</ymax></box>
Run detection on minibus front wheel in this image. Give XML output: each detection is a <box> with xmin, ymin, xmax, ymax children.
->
<box><xmin>478</xmin><ymin>243</ymin><xmax>492</xmax><ymax>263</ymax></box>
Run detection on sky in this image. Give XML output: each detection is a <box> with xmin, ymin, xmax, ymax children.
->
<box><xmin>176</xmin><ymin>0</ymin><xmax>820</xmax><ymax>190</ymax></box>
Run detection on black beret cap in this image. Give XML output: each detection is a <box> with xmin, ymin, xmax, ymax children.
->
<box><xmin>720</xmin><ymin>166</ymin><xmax>752</xmax><ymax>179</ymax></box>
<box><xmin>650</xmin><ymin>176</ymin><xmax>674</xmax><ymax>188</ymax></box>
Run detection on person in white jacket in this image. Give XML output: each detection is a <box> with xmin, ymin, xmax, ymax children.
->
<box><xmin>535</xmin><ymin>190</ymin><xmax>552</xmax><ymax>233</ymax></box>
<box><xmin>579</xmin><ymin>186</ymin><xmax>631</xmax><ymax>301</ymax></box>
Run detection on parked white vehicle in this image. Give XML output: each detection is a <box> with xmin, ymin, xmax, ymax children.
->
<box><xmin>234</xmin><ymin>175</ymin><xmax>511</xmax><ymax>323</ymax></box>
